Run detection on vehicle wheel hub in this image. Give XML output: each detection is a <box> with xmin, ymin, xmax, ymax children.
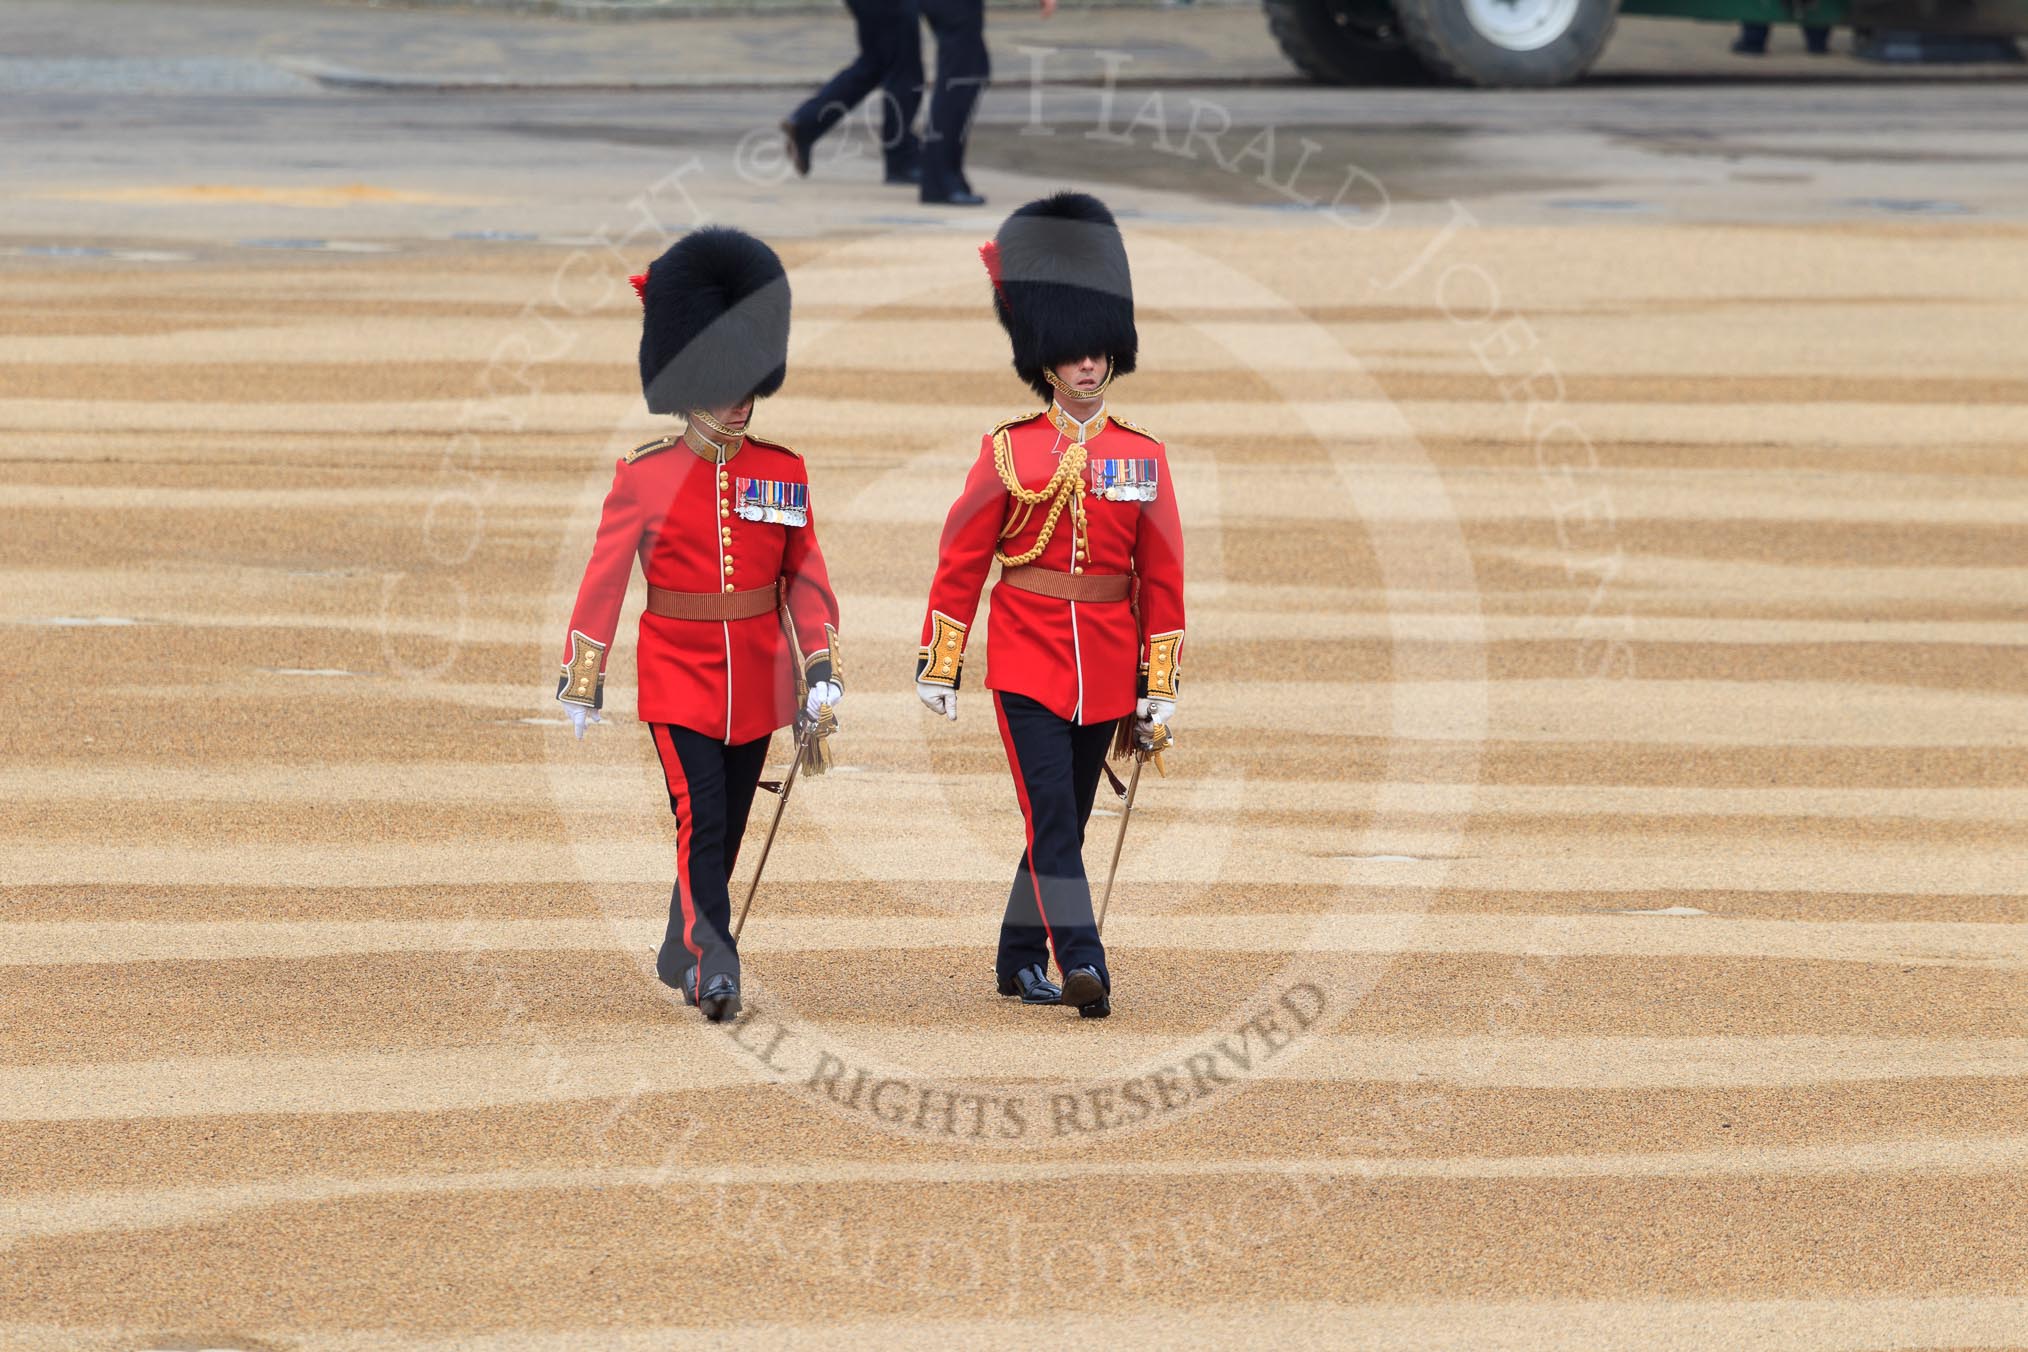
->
<box><xmin>1461</xmin><ymin>0</ymin><xmax>1580</xmax><ymax>50</ymax></box>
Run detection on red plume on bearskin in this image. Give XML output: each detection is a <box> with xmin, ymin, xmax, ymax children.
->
<box><xmin>978</xmin><ymin>239</ymin><xmax>1006</xmax><ymax>308</ymax></box>
<box><xmin>628</xmin><ymin>272</ymin><xmax>649</xmax><ymax>305</ymax></box>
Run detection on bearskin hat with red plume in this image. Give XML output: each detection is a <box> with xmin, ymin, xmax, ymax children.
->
<box><xmin>980</xmin><ymin>191</ymin><xmax>1137</xmax><ymax>402</ymax></box>
<box><xmin>634</xmin><ymin>226</ymin><xmax>790</xmax><ymax>415</ymax></box>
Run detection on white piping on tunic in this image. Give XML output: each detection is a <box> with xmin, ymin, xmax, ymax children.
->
<box><xmin>716</xmin><ymin>441</ymin><xmax>734</xmax><ymax>743</ymax></box>
<box><xmin>1070</xmin><ymin>600</ymin><xmax>1084</xmax><ymax>723</ymax></box>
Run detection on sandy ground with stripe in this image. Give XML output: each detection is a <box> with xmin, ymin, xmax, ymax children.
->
<box><xmin>5</xmin><ymin>219</ymin><xmax>2026</xmax><ymax>1350</ymax></box>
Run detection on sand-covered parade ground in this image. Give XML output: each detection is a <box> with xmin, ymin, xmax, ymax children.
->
<box><xmin>8</xmin><ymin>215</ymin><xmax>2024</xmax><ymax>1348</ymax></box>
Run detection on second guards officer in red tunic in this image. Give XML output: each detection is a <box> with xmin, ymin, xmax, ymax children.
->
<box><xmin>553</xmin><ymin>227</ymin><xmax>843</xmax><ymax>1023</ymax></box>
<box><xmin>915</xmin><ymin>192</ymin><xmax>1186</xmax><ymax>1019</ymax></box>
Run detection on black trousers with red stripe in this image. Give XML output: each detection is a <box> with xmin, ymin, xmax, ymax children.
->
<box><xmin>993</xmin><ymin>691</ymin><xmax>1113</xmax><ymax>990</ymax></box>
<box><xmin>651</xmin><ymin>723</ymin><xmax>772</xmax><ymax>991</ymax></box>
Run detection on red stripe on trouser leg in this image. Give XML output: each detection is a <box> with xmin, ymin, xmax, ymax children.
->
<box><xmin>651</xmin><ymin>723</ymin><xmax>705</xmax><ymax>972</ymax></box>
<box><xmin>993</xmin><ymin>691</ymin><xmax>1059</xmax><ymax>966</ymax></box>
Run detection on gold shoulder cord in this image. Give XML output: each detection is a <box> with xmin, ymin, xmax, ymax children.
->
<box><xmin>992</xmin><ymin>427</ymin><xmax>1087</xmax><ymax>568</ymax></box>
<box><xmin>1109</xmin><ymin>414</ymin><xmax>1158</xmax><ymax>444</ymax></box>
<box><xmin>624</xmin><ymin>435</ymin><xmax>678</xmax><ymax>464</ymax></box>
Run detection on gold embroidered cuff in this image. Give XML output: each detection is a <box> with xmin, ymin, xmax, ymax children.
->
<box><xmin>557</xmin><ymin>630</ymin><xmax>607</xmax><ymax>708</ymax></box>
<box><xmin>917</xmin><ymin>611</ymin><xmax>968</xmax><ymax>689</ymax></box>
<box><xmin>1143</xmin><ymin>630</ymin><xmax>1182</xmax><ymax>700</ymax></box>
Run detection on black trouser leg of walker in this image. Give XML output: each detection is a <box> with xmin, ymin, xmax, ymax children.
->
<box><xmin>789</xmin><ymin>0</ymin><xmax>924</xmax><ymax>175</ymax></box>
<box><xmin>993</xmin><ymin>692</ymin><xmax>1113</xmax><ymax>990</ymax></box>
<box><xmin>651</xmin><ymin>723</ymin><xmax>772</xmax><ymax>993</ymax></box>
<box><xmin>918</xmin><ymin>0</ymin><xmax>988</xmax><ymax>199</ymax></box>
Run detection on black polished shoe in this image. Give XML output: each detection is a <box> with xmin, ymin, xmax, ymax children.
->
<box><xmin>921</xmin><ymin>189</ymin><xmax>985</xmax><ymax>207</ymax></box>
<box><xmin>698</xmin><ymin>972</ymin><xmax>741</xmax><ymax>1023</ymax></box>
<box><xmin>884</xmin><ymin>165</ymin><xmax>922</xmax><ymax>186</ymax></box>
<box><xmin>779</xmin><ymin>119</ymin><xmax>811</xmax><ymax>177</ymax></box>
<box><xmin>1059</xmin><ymin>965</ymin><xmax>1104</xmax><ymax>1009</ymax></box>
<box><xmin>1078</xmin><ymin>993</ymin><xmax>1112</xmax><ymax>1019</ymax></box>
<box><xmin>997</xmin><ymin>964</ymin><xmax>1062</xmax><ymax>1005</ymax></box>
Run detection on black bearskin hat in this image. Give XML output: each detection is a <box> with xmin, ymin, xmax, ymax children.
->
<box><xmin>633</xmin><ymin>227</ymin><xmax>790</xmax><ymax>415</ymax></box>
<box><xmin>981</xmin><ymin>192</ymin><xmax>1137</xmax><ymax>401</ymax></box>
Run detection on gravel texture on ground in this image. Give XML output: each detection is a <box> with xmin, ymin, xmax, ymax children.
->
<box><xmin>4</xmin><ymin>216</ymin><xmax>2026</xmax><ymax>1348</ymax></box>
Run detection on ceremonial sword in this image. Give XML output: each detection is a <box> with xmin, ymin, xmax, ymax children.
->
<box><xmin>1096</xmin><ymin>721</ymin><xmax>1170</xmax><ymax>938</ymax></box>
<box><xmin>731</xmin><ymin>714</ymin><xmax>821</xmax><ymax>942</ymax></box>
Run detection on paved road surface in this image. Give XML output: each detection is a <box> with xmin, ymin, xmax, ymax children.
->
<box><xmin>4</xmin><ymin>2</ymin><xmax>2027</xmax><ymax>1349</ymax></box>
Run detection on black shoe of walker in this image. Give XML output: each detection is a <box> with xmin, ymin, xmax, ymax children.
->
<box><xmin>1078</xmin><ymin>993</ymin><xmax>1112</xmax><ymax>1019</ymax></box>
<box><xmin>885</xmin><ymin>164</ymin><xmax>922</xmax><ymax>186</ymax></box>
<box><xmin>922</xmin><ymin>189</ymin><xmax>985</xmax><ymax>207</ymax></box>
<box><xmin>779</xmin><ymin>119</ymin><xmax>811</xmax><ymax>177</ymax></box>
<box><xmin>1059</xmin><ymin>965</ymin><xmax>1104</xmax><ymax>1009</ymax></box>
<box><xmin>997</xmin><ymin>964</ymin><xmax>1062</xmax><ymax>1005</ymax></box>
<box><xmin>697</xmin><ymin>972</ymin><xmax>741</xmax><ymax>1022</ymax></box>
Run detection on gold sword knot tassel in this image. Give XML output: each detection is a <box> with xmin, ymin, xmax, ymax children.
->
<box><xmin>1140</xmin><ymin>720</ymin><xmax>1173</xmax><ymax>777</ymax></box>
<box><xmin>798</xmin><ymin>701</ymin><xmax>838</xmax><ymax>777</ymax></box>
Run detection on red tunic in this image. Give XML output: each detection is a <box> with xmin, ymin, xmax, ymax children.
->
<box><xmin>918</xmin><ymin>407</ymin><xmax>1185</xmax><ymax>725</ymax></box>
<box><xmin>558</xmin><ymin>433</ymin><xmax>840</xmax><ymax>744</ymax></box>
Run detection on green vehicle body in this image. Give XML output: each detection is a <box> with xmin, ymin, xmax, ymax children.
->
<box><xmin>1621</xmin><ymin>0</ymin><xmax>2019</xmax><ymax>29</ymax></box>
<box><xmin>1264</xmin><ymin>0</ymin><xmax>2021</xmax><ymax>88</ymax></box>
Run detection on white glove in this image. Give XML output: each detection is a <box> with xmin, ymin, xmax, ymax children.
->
<box><xmin>562</xmin><ymin>702</ymin><xmax>602</xmax><ymax>740</ymax></box>
<box><xmin>805</xmin><ymin>680</ymin><xmax>841</xmax><ymax>721</ymax></box>
<box><xmin>917</xmin><ymin>681</ymin><xmax>958</xmax><ymax>721</ymax></box>
<box><xmin>1134</xmin><ymin>696</ymin><xmax>1175</xmax><ymax>747</ymax></box>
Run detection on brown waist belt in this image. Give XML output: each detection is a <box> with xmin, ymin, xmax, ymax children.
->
<box><xmin>1001</xmin><ymin>565</ymin><xmax>1131</xmax><ymax>604</ymax></box>
<box><xmin>645</xmin><ymin>581</ymin><xmax>780</xmax><ymax>621</ymax></box>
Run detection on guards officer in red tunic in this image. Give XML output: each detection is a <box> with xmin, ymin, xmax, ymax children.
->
<box><xmin>554</xmin><ymin>227</ymin><xmax>842</xmax><ymax>1023</ymax></box>
<box><xmin>914</xmin><ymin>192</ymin><xmax>1185</xmax><ymax>1019</ymax></box>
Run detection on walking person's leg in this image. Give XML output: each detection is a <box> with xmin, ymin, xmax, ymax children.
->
<box><xmin>997</xmin><ymin>840</ymin><xmax>1054</xmax><ymax>995</ymax></box>
<box><xmin>877</xmin><ymin>0</ymin><xmax>925</xmax><ymax>181</ymax></box>
<box><xmin>719</xmin><ymin>733</ymin><xmax>773</xmax><ymax>877</ymax></box>
<box><xmin>784</xmin><ymin>0</ymin><xmax>889</xmax><ymax>175</ymax></box>
<box><xmin>918</xmin><ymin>0</ymin><xmax>990</xmax><ymax>204</ymax></box>
<box><xmin>1068</xmin><ymin>715</ymin><xmax>1118</xmax><ymax>849</ymax></box>
<box><xmin>651</xmin><ymin>723</ymin><xmax>745</xmax><ymax>1018</ymax></box>
<box><xmin>993</xmin><ymin>693</ymin><xmax>1109</xmax><ymax>995</ymax></box>
<box><xmin>995</xmin><ymin>692</ymin><xmax>1061</xmax><ymax>988</ymax></box>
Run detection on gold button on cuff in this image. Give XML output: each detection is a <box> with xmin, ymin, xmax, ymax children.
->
<box><xmin>724</xmin><ymin>583</ymin><xmax>736</xmax><ymax>593</ymax></box>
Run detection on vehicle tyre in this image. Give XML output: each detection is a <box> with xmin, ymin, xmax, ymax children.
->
<box><xmin>1392</xmin><ymin>0</ymin><xmax>1617</xmax><ymax>86</ymax></box>
<box><xmin>1263</xmin><ymin>0</ymin><xmax>1435</xmax><ymax>85</ymax></box>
